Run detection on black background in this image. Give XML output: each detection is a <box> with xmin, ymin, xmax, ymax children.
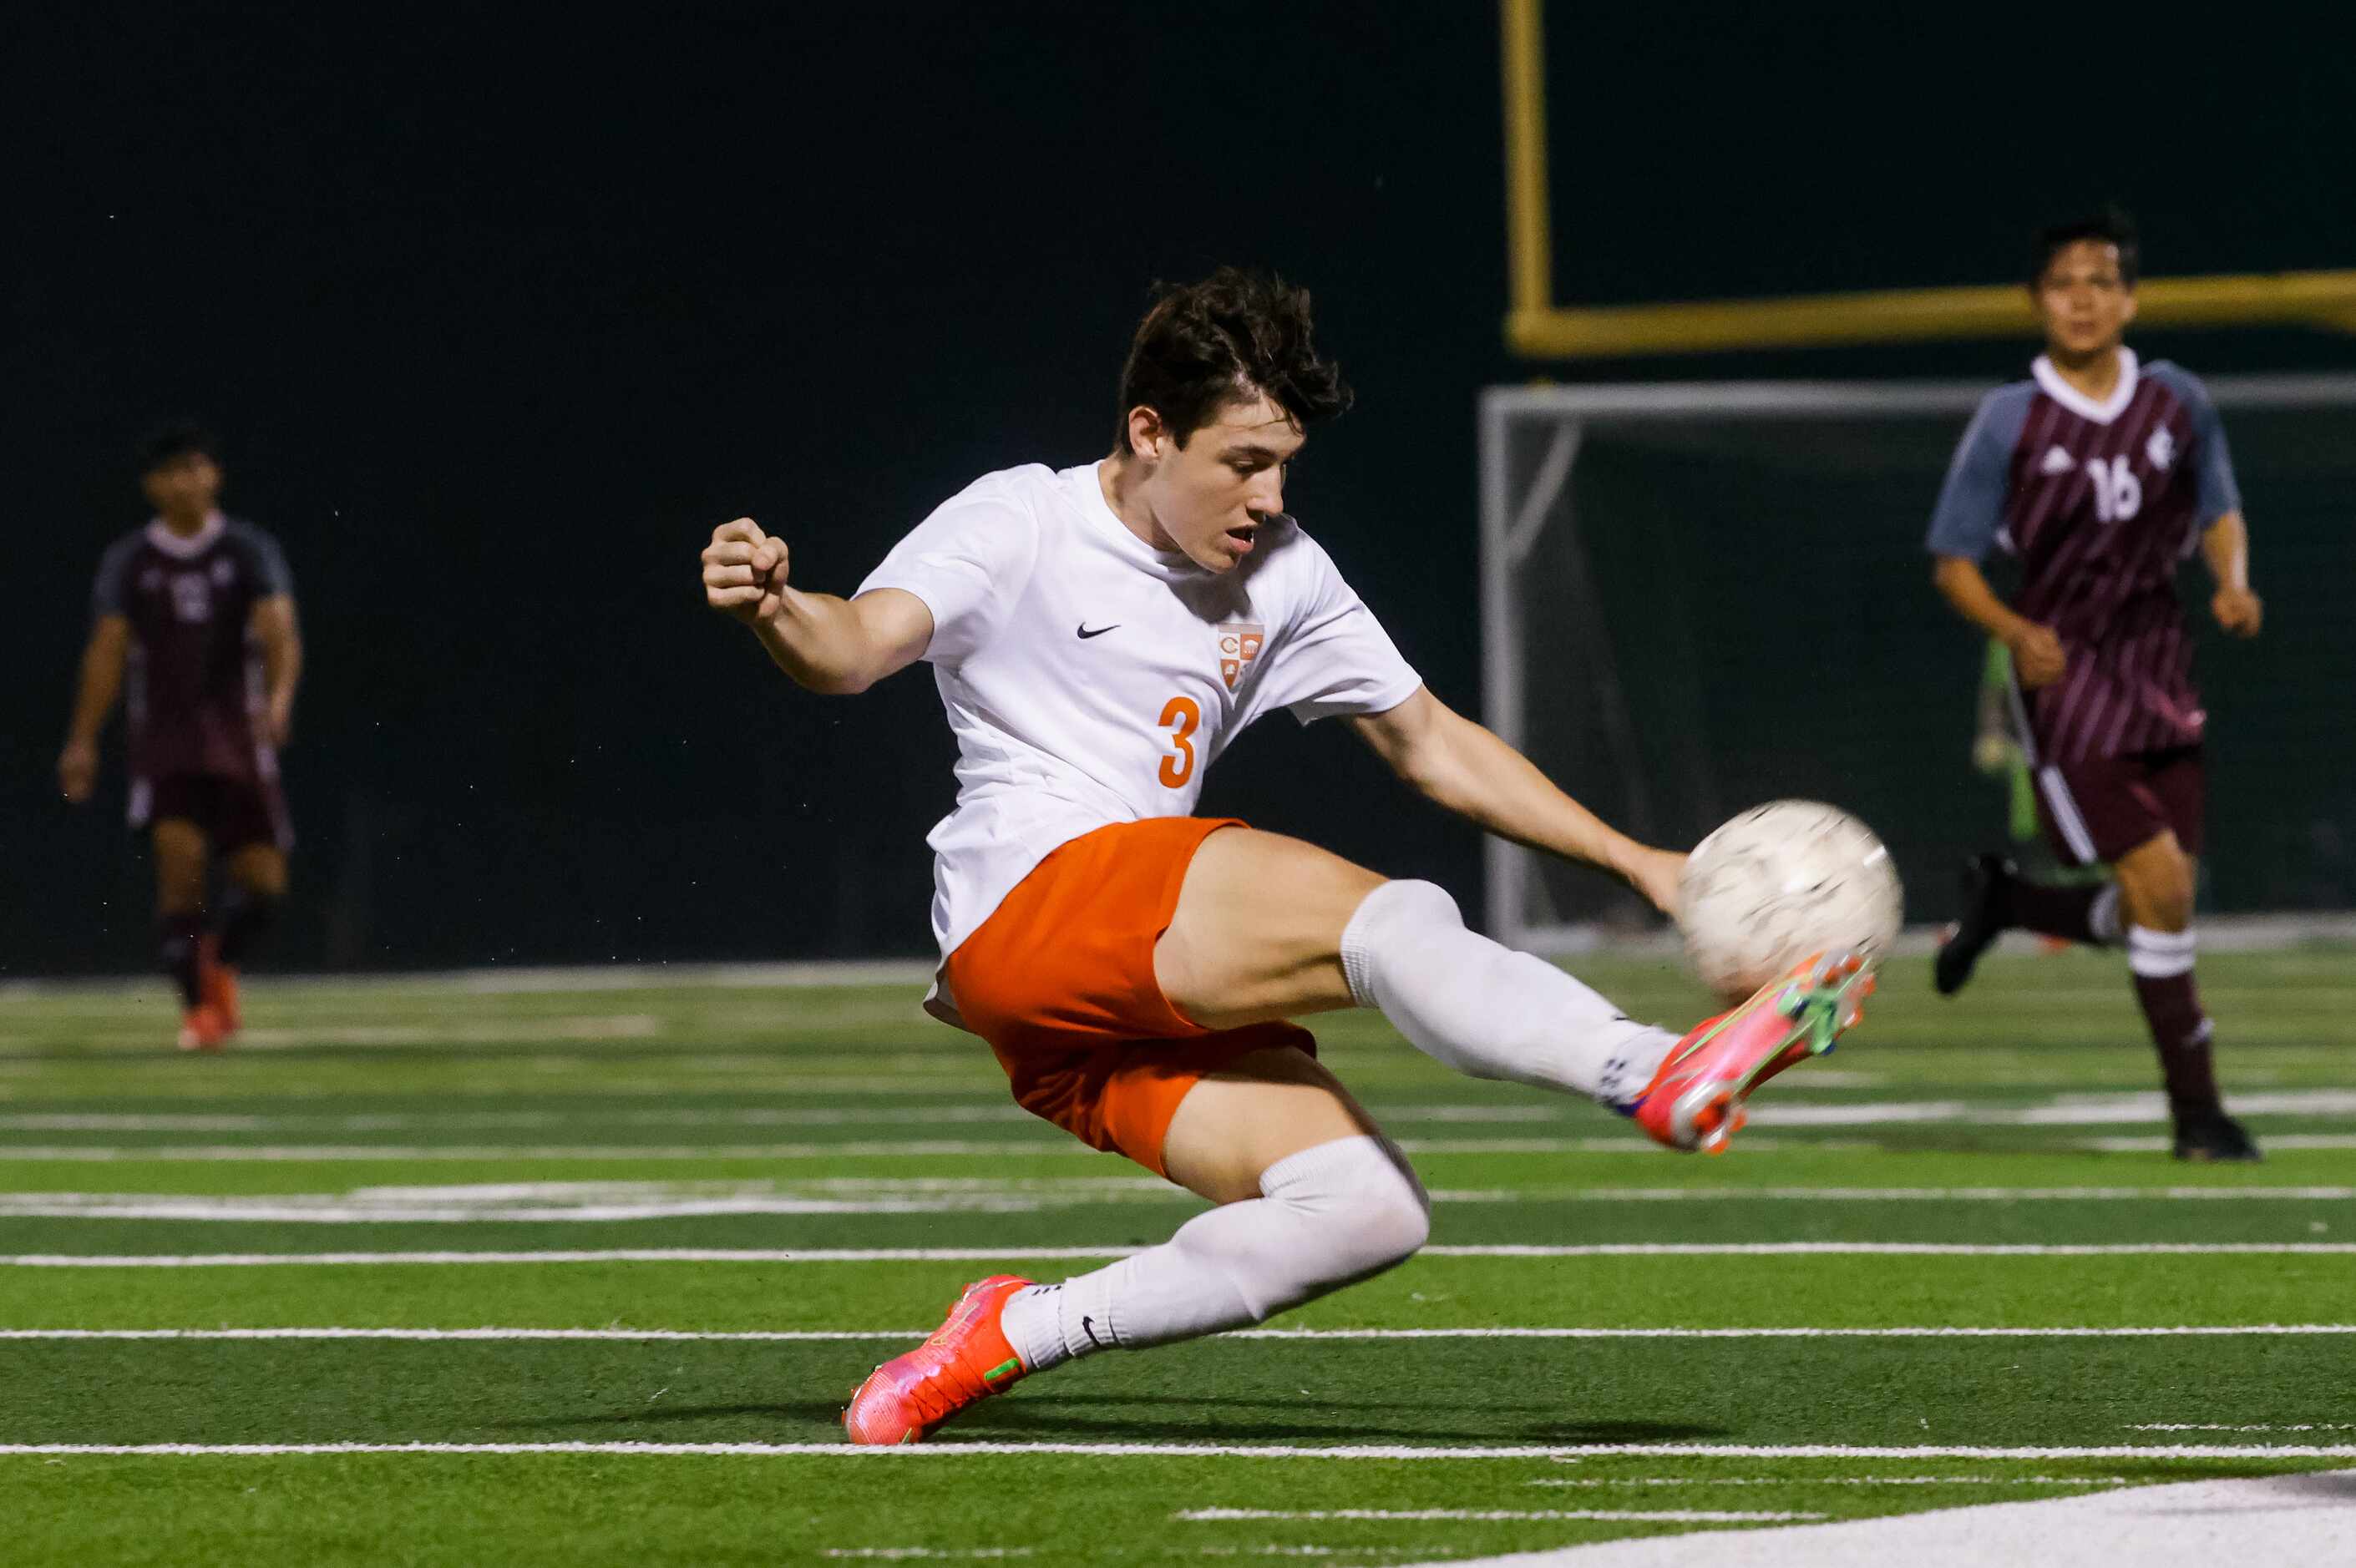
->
<box><xmin>7</xmin><ymin>4</ymin><xmax>2351</xmax><ymax>971</ymax></box>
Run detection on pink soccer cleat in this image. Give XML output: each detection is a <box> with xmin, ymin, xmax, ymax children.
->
<box><xmin>1633</xmin><ymin>951</ymin><xmax>1875</xmax><ymax>1154</ymax></box>
<box><xmin>843</xmin><ymin>1274</ymin><xmax>1035</xmax><ymax>1445</ymax></box>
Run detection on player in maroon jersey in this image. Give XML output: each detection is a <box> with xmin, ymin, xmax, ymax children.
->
<box><xmin>57</xmin><ymin>424</ymin><xmax>304</xmax><ymax>1051</ymax></box>
<box><xmin>1925</xmin><ymin>210</ymin><xmax>2265</xmax><ymax>1161</ymax></box>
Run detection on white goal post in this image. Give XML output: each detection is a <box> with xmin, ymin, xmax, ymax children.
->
<box><xmin>1477</xmin><ymin>373</ymin><xmax>2356</xmax><ymax>954</ymax></box>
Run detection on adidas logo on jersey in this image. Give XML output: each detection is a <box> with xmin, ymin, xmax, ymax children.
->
<box><xmin>2146</xmin><ymin>427</ymin><xmax>2176</xmax><ymax>471</ymax></box>
<box><xmin>2040</xmin><ymin>445</ymin><xmax>2075</xmax><ymax>475</ymax></box>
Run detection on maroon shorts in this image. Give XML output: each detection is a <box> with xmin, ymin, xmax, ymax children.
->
<box><xmin>2032</xmin><ymin>746</ymin><xmax>2203</xmax><ymax>867</ymax></box>
<box><xmin>129</xmin><ymin>772</ymin><xmax>294</xmax><ymax>854</ymax></box>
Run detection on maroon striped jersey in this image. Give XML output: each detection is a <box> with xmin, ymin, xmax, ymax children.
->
<box><xmin>1926</xmin><ymin>349</ymin><xmax>2241</xmax><ymax>763</ymax></box>
<box><xmin>89</xmin><ymin>513</ymin><xmax>295</xmax><ymax>782</ymax></box>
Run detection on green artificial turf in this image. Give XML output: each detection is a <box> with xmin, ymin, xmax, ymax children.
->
<box><xmin>2</xmin><ymin>946</ymin><xmax>2351</xmax><ymax>1564</ymax></box>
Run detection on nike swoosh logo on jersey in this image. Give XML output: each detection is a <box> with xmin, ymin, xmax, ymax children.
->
<box><xmin>1076</xmin><ymin>623</ymin><xmax>1119</xmax><ymax>639</ymax></box>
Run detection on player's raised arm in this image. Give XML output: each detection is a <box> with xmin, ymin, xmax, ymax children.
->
<box><xmin>1349</xmin><ymin>686</ymin><xmax>1685</xmax><ymax>915</ymax></box>
<box><xmin>700</xmin><ymin>518</ymin><xmax>934</xmax><ymax>695</ymax></box>
<box><xmin>58</xmin><ymin>614</ymin><xmax>130</xmax><ymax>802</ymax></box>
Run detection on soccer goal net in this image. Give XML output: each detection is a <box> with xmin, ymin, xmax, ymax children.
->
<box><xmin>1477</xmin><ymin>374</ymin><xmax>2356</xmax><ymax>953</ymax></box>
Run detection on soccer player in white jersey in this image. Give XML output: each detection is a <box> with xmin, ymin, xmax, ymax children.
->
<box><xmin>698</xmin><ymin>271</ymin><xmax>1873</xmax><ymax>1444</ymax></box>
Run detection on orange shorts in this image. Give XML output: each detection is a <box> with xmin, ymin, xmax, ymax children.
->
<box><xmin>940</xmin><ymin>816</ymin><xmax>1316</xmax><ymax>1178</ymax></box>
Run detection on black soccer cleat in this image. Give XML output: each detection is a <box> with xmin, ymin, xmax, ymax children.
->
<box><xmin>2172</xmin><ymin>1107</ymin><xmax>2262</xmax><ymax>1164</ymax></box>
<box><xmin>1933</xmin><ymin>854</ymin><xmax>2015</xmax><ymax>998</ymax></box>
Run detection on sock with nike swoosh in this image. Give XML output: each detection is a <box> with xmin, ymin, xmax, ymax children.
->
<box><xmin>996</xmin><ymin>1135</ymin><xmax>1428</xmax><ymax>1369</ymax></box>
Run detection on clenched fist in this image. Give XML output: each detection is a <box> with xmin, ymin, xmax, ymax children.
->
<box><xmin>2212</xmin><ymin>584</ymin><xmax>2263</xmax><ymax>638</ymax></box>
<box><xmin>2006</xmin><ymin>622</ymin><xmax>2067</xmax><ymax>691</ymax></box>
<box><xmin>702</xmin><ymin>518</ymin><xmax>789</xmax><ymax>625</ymax></box>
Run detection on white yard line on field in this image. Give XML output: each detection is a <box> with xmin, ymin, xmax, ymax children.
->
<box><xmin>0</xmin><ymin>1143</ymin><xmax>1082</xmax><ymax>1162</ymax></box>
<box><xmin>1177</xmin><ymin>1509</ymin><xmax>1824</xmax><ymax>1523</ymax></box>
<box><xmin>7</xmin><ymin>1088</ymin><xmax>2353</xmax><ymax>1159</ymax></box>
<box><xmin>0</xmin><ymin>1194</ymin><xmax>1093</xmax><ymax>1222</ymax></box>
<box><xmin>1449</xmin><ymin>1186</ymin><xmax>2354</xmax><ymax>1202</ymax></box>
<box><xmin>2131</xmin><ymin>1424</ymin><xmax>2356</xmax><ymax>1433</ymax></box>
<box><xmin>7</xmin><ymin>1325</ymin><xmax>2350</xmax><ymax>1343</ymax></box>
<box><xmin>3</xmin><ymin>1242</ymin><xmax>2351</xmax><ymax>1267</ymax></box>
<box><xmin>0</xmin><ymin>1105</ymin><xmax>1571</xmax><ymax>1133</ymax></box>
<box><xmin>1754</xmin><ymin>1090</ymin><xmax>2356</xmax><ymax>1126</ymax></box>
<box><xmin>1526</xmin><ymin>1476</ymin><xmax>2128</xmax><ymax>1488</ymax></box>
<box><xmin>1</xmin><ymin>1442</ymin><xmax>2353</xmax><ymax>1460</ymax></box>
<box><xmin>821</xmin><ymin>1550</ymin><xmax>1032</xmax><ymax>1561</ymax></box>
<box><xmin>5</xmin><ymin>1183</ymin><xmax>2345</xmax><ymax>1224</ymax></box>
<box><xmin>2082</xmin><ymin>1135</ymin><xmax>2356</xmax><ymax>1153</ymax></box>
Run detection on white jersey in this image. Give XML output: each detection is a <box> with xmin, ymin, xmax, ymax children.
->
<box><xmin>858</xmin><ymin>459</ymin><xmax>1423</xmax><ymax>969</ymax></box>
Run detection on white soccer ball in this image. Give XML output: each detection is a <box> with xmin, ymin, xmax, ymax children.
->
<box><xmin>1677</xmin><ymin>800</ymin><xmax>1904</xmax><ymax>999</ymax></box>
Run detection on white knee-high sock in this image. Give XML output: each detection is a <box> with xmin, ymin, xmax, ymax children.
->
<box><xmin>998</xmin><ymin>1135</ymin><xmax>1428</xmax><ymax>1372</ymax></box>
<box><xmin>1338</xmin><ymin>878</ymin><xmax>1677</xmax><ymax>1107</ymax></box>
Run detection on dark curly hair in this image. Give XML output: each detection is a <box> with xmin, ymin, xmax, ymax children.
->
<box><xmin>1114</xmin><ymin>268</ymin><xmax>1352</xmax><ymax>454</ymax></box>
<box><xmin>137</xmin><ymin>420</ymin><xmax>220</xmax><ymax>475</ymax></box>
<box><xmin>2033</xmin><ymin>205</ymin><xmax>2140</xmax><ymax>289</ymax></box>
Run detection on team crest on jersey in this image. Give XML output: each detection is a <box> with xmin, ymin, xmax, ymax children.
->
<box><xmin>210</xmin><ymin>558</ymin><xmax>237</xmax><ymax>585</ymax></box>
<box><xmin>2146</xmin><ymin>427</ymin><xmax>2176</xmax><ymax>472</ymax></box>
<box><xmin>2040</xmin><ymin>445</ymin><xmax>2075</xmax><ymax>475</ymax></box>
<box><xmin>1216</xmin><ymin>621</ymin><xmax>1264</xmax><ymax>691</ymax></box>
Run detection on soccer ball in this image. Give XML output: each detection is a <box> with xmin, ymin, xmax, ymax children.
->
<box><xmin>1677</xmin><ymin>800</ymin><xmax>1904</xmax><ymax>999</ymax></box>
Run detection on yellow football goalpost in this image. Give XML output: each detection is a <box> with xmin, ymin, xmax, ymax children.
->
<box><xmin>1499</xmin><ymin>0</ymin><xmax>2356</xmax><ymax>358</ymax></box>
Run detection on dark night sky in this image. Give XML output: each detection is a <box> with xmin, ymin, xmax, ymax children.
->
<box><xmin>5</xmin><ymin>5</ymin><xmax>2351</xmax><ymax>970</ymax></box>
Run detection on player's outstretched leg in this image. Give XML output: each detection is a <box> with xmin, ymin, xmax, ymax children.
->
<box><xmin>844</xmin><ymin>1055</ymin><xmax>1428</xmax><ymax>1445</ymax></box>
<box><xmin>1168</xmin><ymin>834</ymin><xmax>1857</xmax><ymax>1152</ymax></box>
<box><xmin>1935</xmin><ymin>853</ymin><xmax>2014</xmax><ymax>996</ymax></box>
<box><xmin>1632</xmin><ymin>951</ymin><xmax>1875</xmax><ymax>1154</ymax></box>
<box><xmin>1335</xmin><ymin>878</ymin><xmax>1685</xmax><ymax>1106</ymax></box>
<box><xmin>1935</xmin><ymin>853</ymin><xmax>2122</xmax><ymax>996</ymax></box>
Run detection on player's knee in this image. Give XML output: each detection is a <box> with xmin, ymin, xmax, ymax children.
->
<box><xmin>1316</xmin><ymin>1143</ymin><xmax>1431</xmax><ymax>1279</ymax></box>
<box><xmin>233</xmin><ymin>852</ymin><xmax>290</xmax><ymax>902</ymax></box>
<box><xmin>1373</xmin><ymin>879</ymin><xmax>1462</xmax><ymax>932</ymax></box>
<box><xmin>1261</xmin><ymin>1136</ymin><xmax>1430</xmax><ymax>1297</ymax></box>
<box><xmin>2120</xmin><ymin>857</ymin><xmax>2193</xmax><ymax>933</ymax></box>
<box><xmin>1345</xmin><ymin>880</ymin><xmax>1464</xmax><ymax>972</ymax></box>
<box><xmin>2146</xmin><ymin>887</ymin><xmax>2192</xmax><ymax>933</ymax></box>
<box><xmin>1348</xmin><ymin>1159</ymin><xmax>1431</xmax><ymax>1272</ymax></box>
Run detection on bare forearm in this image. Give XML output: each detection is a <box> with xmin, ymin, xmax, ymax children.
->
<box><xmin>65</xmin><ymin>640</ymin><xmax>124</xmax><ymax>745</ymax></box>
<box><xmin>265</xmin><ymin>632</ymin><xmax>302</xmax><ymax>712</ymax></box>
<box><xmin>752</xmin><ymin>588</ymin><xmax>892</xmax><ymax>695</ymax></box>
<box><xmin>1413</xmin><ymin>711</ymin><xmax>1650</xmax><ymax>878</ymax></box>
<box><xmin>2201</xmin><ymin>512</ymin><xmax>2249</xmax><ymax>589</ymax></box>
<box><xmin>1932</xmin><ymin>557</ymin><xmax>2032</xmax><ymax>642</ymax></box>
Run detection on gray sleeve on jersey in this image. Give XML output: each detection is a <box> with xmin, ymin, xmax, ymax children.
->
<box><xmin>1924</xmin><ymin>387</ymin><xmax>2030</xmax><ymax>560</ymax></box>
<box><xmin>2151</xmin><ymin>364</ymin><xmax>2243</xmax><ymax>524</ymax></box>
<box><xmin>89</xmin><ymin>537</ymin><xmax>139</xmax><ymax>620</ymax></box>
<box><xmin>237</xmin><ymin>524</ymin><xmax>296</xmax><ymax>596</ymax></box>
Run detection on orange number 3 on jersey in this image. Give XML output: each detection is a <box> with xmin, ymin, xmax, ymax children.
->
<box><xmin>1158</xmin><ymin>695</ymin><xmax>1201</xmax><ymax>788</ymax></box>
